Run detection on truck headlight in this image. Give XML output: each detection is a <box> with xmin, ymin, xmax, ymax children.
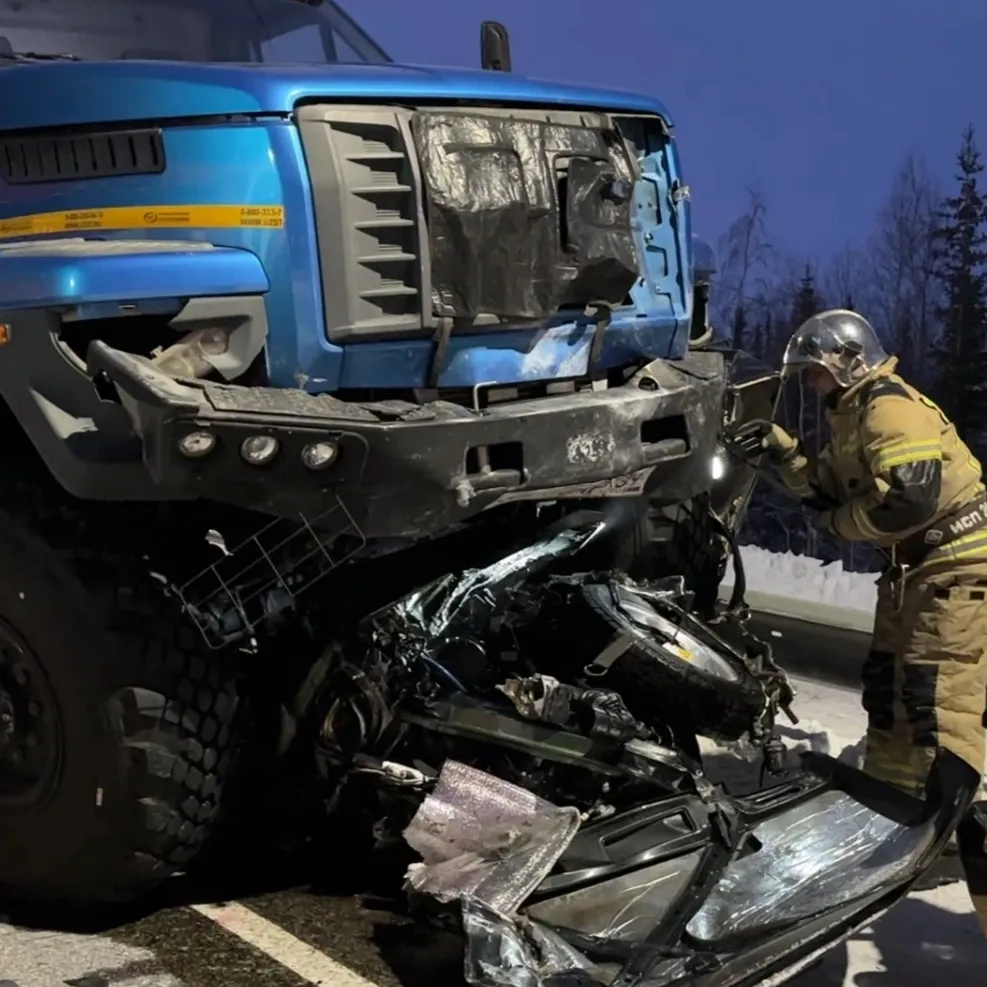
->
<box><xmin>241</xmin><ymin>435</ymin><xmax>280</xmax><ymax>465</ymax></box>
<box><xmin>301</xmin><ymin>441</ymin><xmax>339</xmax><ymax>470</ymax></box>
<box><xmin>178</xmin><ymin>430</ymin><xmax>217</xmax><ymax>458</ymax></box>
<box><xmin>710</xmin><ymin>447</ymin><xmax>728</xmax><ymax>482</ymax></box>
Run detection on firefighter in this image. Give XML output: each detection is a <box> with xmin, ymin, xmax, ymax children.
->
<box><xmin>727</xmin><ymin>309</ymin><xmax>987</xmax><ymax>918</ymax></box>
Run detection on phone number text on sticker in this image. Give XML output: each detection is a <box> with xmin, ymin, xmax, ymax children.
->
<box><xmin>0</xmin><ymin>205</ymin><xmax>285</xmax><ymax>239</ymax></box>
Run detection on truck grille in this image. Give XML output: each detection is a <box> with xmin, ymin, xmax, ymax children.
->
<box><xmin>296</xmin><ymin>108</ymin><xmax>424</xmax><ymax>340</ymax></box>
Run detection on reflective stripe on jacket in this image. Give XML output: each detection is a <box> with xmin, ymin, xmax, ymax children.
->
<box><xmin>775</xmin><ymin>357</ymin><xmax>986</xmax><ymax>564</ymax></box>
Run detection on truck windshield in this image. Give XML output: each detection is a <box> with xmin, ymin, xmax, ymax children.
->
<box><xmin>0</xmin><ymin>0</ymin><xmax>391</xmax><ymax>64</ymax></box>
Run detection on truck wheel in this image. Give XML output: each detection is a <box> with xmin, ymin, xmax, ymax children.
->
<box><xmin>579</xmin><ymin>578</ymin><xmax>764</xmax><ymax>742</ymax></box>
<box><xmin>0</xmin><ymin>493</ymin><xmax>243</xmax><ymax>907</ymax></box>
<box><xmin>603</xmin><ymin>497</ymin><xmax>729</xmax><ymax>619</ymax></box>
<box><xmin>643</xmin><ymin>498</ymin><xmax>730</xmax><ymax>619</ymax></box>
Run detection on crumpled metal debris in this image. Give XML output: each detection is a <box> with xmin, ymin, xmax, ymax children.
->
<box><xmin>403</xmin><ymin>760</ymin><xmax>581</xmax><ymax>915</ymax></box>
<box><xmin>402</xmin><ymin>760</ymin><xmax>605</xmax><ymax>987</ymax></box>
<box><xmin>686</xmin><ymin>788</ymin><xmax>936</xmax><ymax>941</ymax></box>
<box><xmin>462</xmin><ymin>897</ymin><xmax>604</xmax><ymax>987</ymax></box>
<box><xmin>392</xmin><ymin>523</ymin><xmax>605</xmax><ymax>643</ymax></box>
<box><xmin>498</xmin><ymin>674</ymin><xmax>648</xmax><ymax>743</ymax></box>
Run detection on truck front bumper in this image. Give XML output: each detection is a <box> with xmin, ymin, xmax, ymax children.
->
<box><xmin>87</xmin><ymin>341</ymin><xmax>727</xmax><ymax>540</ymax></box>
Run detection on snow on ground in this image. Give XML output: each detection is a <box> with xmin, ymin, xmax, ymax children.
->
<box><xmin>721</xmin><ymin>545</ymin><xmax>879</xmax><ymax>615</ymax></box>
<box><xmin>701</xmin><ymin>674</ymin><xmax>987</xmax><ymax>986</ymax></box>
<box><xmin>699</xmin><ymin>674</ymin><xmax>868</xmax><ymax>795</ymax></box>
<box><xmin>794</xmin><ymin>893</ymin><xmax>987</xmax><ymax>987</ymax></box>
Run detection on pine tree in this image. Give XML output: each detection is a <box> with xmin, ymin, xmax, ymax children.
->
<box><xmin>791</xmin><ymin>264</ymin><xmax>821</xmax><ymax>328</ymax></box>
<box><xmin>892</xmin><ymin>310</ymin><xmax>918</xmax><ymax>384</ymax></box>
<box><xmin>751</xmin><ymin>312</ymin><xmax>771</xmax><ymax>359</ymax></box>
<box><xmin>731</xmin><ymin>303</ymin><xmax>748</xmax><ymax>351</ymax></box>
<box><xmin>931</xmin><ymin>125</ymin><xmax>987</xmax><ymax>447</ymax></box>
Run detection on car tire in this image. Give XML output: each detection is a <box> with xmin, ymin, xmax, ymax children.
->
<box><xmin>575</xmin><ymin>576</ymin><xmax>765</xmax><ymax>742</ymax></box>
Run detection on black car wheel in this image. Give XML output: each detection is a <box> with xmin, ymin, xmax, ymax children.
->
<box><xmin>576</xmin><ymin>577</ymin><xmax>765</xmax><ymax>742</ymax></box>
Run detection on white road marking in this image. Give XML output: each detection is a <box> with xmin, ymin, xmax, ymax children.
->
<box><xmin>191</xmin><ymin>901</ymin><xmax>380</xmax><ymax>987</ymax></box>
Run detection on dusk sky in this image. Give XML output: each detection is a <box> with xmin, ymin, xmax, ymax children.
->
<box><xmin>341</xmin><ymin>0</ymin><xmax>987</xmax><ymax>268</ymax></box>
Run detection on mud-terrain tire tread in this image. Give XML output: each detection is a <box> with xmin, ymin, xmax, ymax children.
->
<box><xmin>0</xmin><ymin>478</ymin><xmax>243</xmax><ymax>907</ymax></box>
<box><xmin>642</xmin><ymin>499</ymin><xmax>729</xmax><ymax>618</ymax></box>
<box><xmin>600</xmin><ymin>497</ymin><xmax>729</xmax><ymax>620</ymax></box>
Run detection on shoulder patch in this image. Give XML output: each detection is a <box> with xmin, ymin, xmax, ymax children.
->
<box><xmin>862</xmin><ymin>378</ymin><xmax>911</xmax><ymax>403</ymax></box>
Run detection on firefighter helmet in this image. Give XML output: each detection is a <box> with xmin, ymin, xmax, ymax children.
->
<box><xmin>782</xmin><ymin>309</ymin><xmax>888</xmax><ymax>388</ymax></box>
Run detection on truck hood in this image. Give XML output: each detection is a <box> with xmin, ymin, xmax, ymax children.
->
<box><xmin>0</xmin><ymin>60</ymin><xmax>673</xmax><ymax>132</ymax></box>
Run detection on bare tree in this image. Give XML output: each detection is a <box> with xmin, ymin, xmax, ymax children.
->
<box><xmin>866</xmin><ymin>153</ymin><xmax>942</xmax><ymax>376</ymax></box>
<box><xmin>824</xmin><ymin>241</ymin><xmax>871</xmax><ymax>312</ymax></box>
<box><xmin>712</xmin><ymin>188</ymin><xmax>774</xmax><ymax>333</ymax></box>
<box><xmin>759</xmin><ymin>249</ymin><xmax>806</xmax><ymax>338</ymax></box>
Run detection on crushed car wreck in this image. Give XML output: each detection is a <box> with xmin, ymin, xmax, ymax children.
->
<box><xmin>288</xmin><ymin>516</ymin><xmax>984</xmax><ymax>987</ymax></box>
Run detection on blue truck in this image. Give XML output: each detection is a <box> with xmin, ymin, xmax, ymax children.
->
<box><xmin>0</xmin><ymin>0</ymin><xmax>782</xmax><ymax>909</ymax></box>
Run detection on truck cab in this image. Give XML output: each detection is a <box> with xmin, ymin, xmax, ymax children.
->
<box><xmin>0</xmin><ymin>0</ymin><xmax>720</xmax><ymax>540</ymax></box>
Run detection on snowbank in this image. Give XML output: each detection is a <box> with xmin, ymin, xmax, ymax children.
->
<box><xmin>723</xmin><ymin>546</ymin><xmax>879</xmax><ymax>614</ymax></box>
<box><xmin>721</xmin><ymin>545</ymin><xmax>879</xmax><ymax>632</ymax></box>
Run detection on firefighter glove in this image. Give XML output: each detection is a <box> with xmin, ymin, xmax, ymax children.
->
<box><xmin>728</xmin><ymin>419</ymin><xmax>798</xmax><ymax>465</ymax></box>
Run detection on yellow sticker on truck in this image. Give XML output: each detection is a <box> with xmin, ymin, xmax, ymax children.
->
<box><xmin>0</xmin><ymin>205</ymin><xmax>284</xmax><ymax>239</ymax></box>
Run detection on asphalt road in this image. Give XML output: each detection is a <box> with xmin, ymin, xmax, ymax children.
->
<box><xmin>2</xmin><ymin>615</ymin><xmax>984</xmax><ymax>987</ymax></box>
<box><xmin>0</xmin><ymin>865</ymin><xmax>467</xmax><ymax>987</ymax></box>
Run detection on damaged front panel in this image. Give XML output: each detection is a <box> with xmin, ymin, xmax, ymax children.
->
<box><xmin>401</xmin><ymin>753</ymin><xmax>977</xmax><ymax>987</ymax></box>
<box><xmin>296</xmin><ymin>104</ymin><xmax>664</xmax><ymax>349</ymax></box>
<box><xmin>411</xmin><ymin>110</ymin><xmax>638</xmax><ymax>322</ymax></box>
<box><xmin>685</xmin><ymin>789</ymin><xmax>934</xmax><ymax>943</ymax></box>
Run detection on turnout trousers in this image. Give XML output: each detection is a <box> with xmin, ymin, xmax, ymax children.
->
<box><xmin>861</xmin><ymin>561</ymin><xmax>987</xmax><ymax>932</ymax></box>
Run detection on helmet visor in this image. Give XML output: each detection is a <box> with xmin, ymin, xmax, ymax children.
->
<box><xmin>781</xmin><ymin>330</ymin><xmax>826</xmax><ymax>378</ymax></box>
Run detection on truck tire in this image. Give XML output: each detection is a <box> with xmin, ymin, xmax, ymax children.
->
<box><xmin>0</xmin><ymin>488</ymin><xmax>243</xmax><ymax>908</ymax></box>
<box><xmin>578</xmin><ymin>577</ymin><xmax>764</xmax><ymax>742</ymax></box>
<box><xmin>642</xmin><ymin>498</ymin><xmax>730</xmax><ymax>619</ymax></box>
<box><xmin>598</xmin><ymin>496</ymin><xmax>729</xmax><ymax>620</ymax></box>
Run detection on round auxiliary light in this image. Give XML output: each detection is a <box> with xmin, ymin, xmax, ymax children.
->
<box><xmin>301</xmin><ymin>441</ymin><xmax>339</xmax><ymax>470</ymax></box>
<box><xmin>178</xmin><ymin>430</ymin><xmax>217</xmax><ymax>459</ymax></box>
<box><xmin>240</xmin><ymin>435</ymin><xmax>280</xmax><ymax>465</ymax></box>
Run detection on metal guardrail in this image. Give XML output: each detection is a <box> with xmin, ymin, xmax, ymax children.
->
<box><xmin>727</xmin><ymin>589</ymin><xmax>871</xmax><ymax>691</ymax></box>
<box><xmin>719</xmin><ymin>585</ymin><xmax>875</xmax><ymax>634</ymax></box>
